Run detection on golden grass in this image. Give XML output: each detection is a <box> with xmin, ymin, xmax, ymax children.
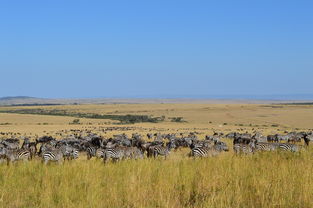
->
<box><xmin>0</xmin><ymin>148</ymin><xmax>313</xmax><ymax>208</ymax></box>
<box><xmin>1</xmin><ymin>103</ymin><xmax>313</xmax><ymax>207</ymax></box>
<box><xmin>1</xmin><ymin>103</ymin><xmax>313</xmax><ymax>135</ymax></box>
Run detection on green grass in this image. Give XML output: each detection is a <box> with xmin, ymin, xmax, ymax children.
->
<box><xmin>1</xmin><ymin>148</ymin><xmax>313</xmax><ymax>208</ymax></box>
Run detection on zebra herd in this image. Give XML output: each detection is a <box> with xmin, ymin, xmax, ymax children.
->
<box><xmin>0</xmin><ymin>131</ymin><xmax>311</xmax><ymax>164</ymax></box>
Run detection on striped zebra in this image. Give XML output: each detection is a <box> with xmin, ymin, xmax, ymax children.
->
<box><xmin>42</xmin><ymin>148</ymin><xmax>63</xmax><ymax>164</ymax></box>
<box><xmin>103</xmin><ymin>147</ymin><xmax>126</xmax><ymax>163</ymax></box>
<box><xmin>71</xmin><ymin>148</ymin><xmax>79</xmax><ymax>160</ymax></box>
<box><xmin>256</xmin><ymin>142</ymin><xmax>300</xmax><ymax>152</ymax></box>
<box><xmin>86</xmin><ymin>146</ymin><xmax>97</xmax><ymax>160</ymax></box>
<box><xmin>256</xmin><ymin>142</ymin><xmax>279</xmax><ymax>152</ymax></box>
<box><xmin>147</xmin><ymin>145</ymin><xmax>171</xmax><ymax>159</ymax></box>
<box><xmin>60</xmin><ymin>145</ymin><xmax>79</xmax><ymax>160</ymax></box>
<box><xmin>189</xmin><ymin>146</ymin><xmax>220</xmax><ymax>157</ymax></box>
<box><xmin>124</xmin><ymin>147</ymin><xmax>144</xmax><ymax>159</ymax></box>
<box><xmin>95</xmin><ymin>148</ymin><xmax>106</xmax><ymax>159</ymax></box>
<box><xmin>189</xmin><ymin>141</ymin><xmax>228</xmax><ymax>158</ymax></box>
<box><xmin>233</xmin><ymin>139</ymin><xmax>257</xmax><ymax>155</ymax></box>
<box><xmin>277</xmin><ymin>143</ymin><xmax>301</xmax><ymax>152</ymax></box>
<box><xmin>0</xmin><ymin>148</ymin><xmax>31</xmax><ymax>164</ymax></box>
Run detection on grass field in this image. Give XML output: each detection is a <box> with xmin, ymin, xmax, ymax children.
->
<box><xmin>0</xmin><ymin>103</ymin><xmax>313</xmax><ymax>208</ymax></box>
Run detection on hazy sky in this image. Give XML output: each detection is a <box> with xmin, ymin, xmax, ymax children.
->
<box><xmin>0</xmin><ymin>0</ymin><xmax>312</xmax><ymax>98</ymax></box>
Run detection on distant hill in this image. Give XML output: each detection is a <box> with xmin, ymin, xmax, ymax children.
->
<box><xmin>0</xmin><ymin>96</ymin><xmax>61</xmax><ymax>106</ymax></box>
<box><xmin>1</xmin><ymin>96</ymin><xmax>313</xmax><ymax>106</ymax></box>
<box><xmin>0</xmin><ymin>96</ymin><xmax>35</xmax><ymax>100</ymax></box>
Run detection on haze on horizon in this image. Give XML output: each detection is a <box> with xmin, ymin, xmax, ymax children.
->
<box><xmin>0</xmin><ymin>1</ymin><xmax>312</xmax><ymax>99</ymax></box>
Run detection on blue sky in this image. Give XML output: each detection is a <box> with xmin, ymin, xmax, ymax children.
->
<box><xmin>0</xmin><ymin>0</ymin><xmax>312</xmax><ymax>99</ymax></box>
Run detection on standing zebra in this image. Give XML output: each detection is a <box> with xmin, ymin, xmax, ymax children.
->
<box><xmin>278</xmin><ymin>143</ymin><xmax>301</xmax><ymax>152</ymax></box>
<box><xmin>86</xmin><ymin>145</ymin><xmax>98</xmax><ymax>160</ymax></box>
<box><xmin>95</xmin><ymin>148</ymin><xmax>106</xmax><ymax>159</ymax></box>
<box><xmin>233</xmin><ymin>139</ymin><xmax>257</xmax><ymax>155</ymax></box>
<box><xmin>189</xmin><ymin>141</ymin><xmax>228</xmax><ymax>158</ymax></box>
<box><xmin>42</xmin><ymin>148</ymin><xmax>64</xmax><ymax>165</ymax></box>
<box><xmin>147</xmin><ymin>142</ymin><xmax>175</xmax><ymax>159</ymax></box>
<box><xmin>256</xmin><ymin>142</ymin><xmax>279</xmax><ymax>152</ymax></box>
<box><xmin>103</xmin><ymin>147</ymin><xmax>126</xmax><ymax>163</ymax></box>
<box><xmin>0</xmin><ymin>148</ymin><xmax>31</xmax><ymax>164</ymax></box>
<box><xmin>124</xmin><ymin>147</ymin><xmax>144</xmax><ymax>159</ymax></box>
<box><xmin>59</xmin><ymin>145</ymin><xmax>79</xmax><ymax>160</ymax></box>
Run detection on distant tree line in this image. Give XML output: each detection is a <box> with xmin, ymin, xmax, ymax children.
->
<box><xmin>0</xmin><ymin>108</ymin><xmax>165</xmax><ymax>124</ymax></box>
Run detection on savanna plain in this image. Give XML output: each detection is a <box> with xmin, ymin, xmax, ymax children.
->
<box><xmin>0</xmin><ymin>103</ymin><xmax>313</xmax><ymax>208</ymax></box>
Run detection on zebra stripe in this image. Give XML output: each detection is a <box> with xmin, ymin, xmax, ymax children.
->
<box><xmin>190</xmin><ymin>146</ymin><xmax>219</xmax><ymax>157</ymax></box>
<box><xmin>233</xmin><ymin>143</ymin><xmax>255</xmax><ymax>154</ymax></box>
<box><xmin>42</xmin><ymin>149</ymin><xmax>63</xmax><ymax>164</ymax></box>
<box><xmin>1</xmin><ymin>148</ymin><xmax>31</xmax><ymax>163</ymax></box>
<box><xmin>86</xmin><ymin>146</ymin><xmax>97</xmax><ymax>160</ymax></box>
<box><xmin>103</xmin><ymin>147</ymin><xmax>125</xmax><ymax>163</ymax></box>
<box><xmin>96</xmin><ymin>148</ymin><xmax>105</xmax><ymax>159</ymax></box>
<box><xmin>256</xmin><ymin>142</ymin><xmax>278</xmax><ymax>152</ymax></box>
<box><xmin>278</xmin><ymin>143</ymin><xmax>301</xmax><ymax>152</ymax></box>
<box><xmin>148</xmin><ymin>145</ymin><xmax>170</xmax><ymax>158</ymax></box>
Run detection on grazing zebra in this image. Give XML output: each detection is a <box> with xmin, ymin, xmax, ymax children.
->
<box><xmin>278</xmin><ymin>143</ymin><xmax>301</xmax><ymax>152</ymax></box>
<box><xmin>22</xmin><ymin>138</ymin><xmax>37</xmax><ymax>158</ymax></box>
<box><xmin>190</xmin><ymin>146</ymin><xmax>220</xmax><ymax>157</ymax></box>
<box><xmin>0</xmin><ymin>148</ymin><xmax>31</xmax><ymax>164</ymax></box>
<box><xmin>233</xmin><ymin>139</ymin><xmax>257</xmax><ymax>155</ymax></box>
<box><xmin>0</xmin><ymin>148</ymin><xmax>30</xmax><ymax>164</ymax></box>
<box><xmin>103</xmin><ymin>147</ymin><xmax>126</xmax><ymax>163</ymax></box>
<box><xmin>71</xmin><ymin>148</ymin><xmax>79</xmax><ymax>159</ymax></box>
<box><xmin>124</xmin><ymin>147</ymin><xmax>144</xmax><ymax>159</ymax></box>
<box><xmin>256</xmin><ymin>142</ymin><xmax>279</xmax><ymax>152</ymax></box>
<box><xmin>59</xmin><ymin>145</ymin><xmax>79</xmax><ymax>160</ymax></box>
<box><xmin>95</xmin><ymin>148</ymin><xmax>106</xmax><ymax>159</ymax></box>
<box><xmin>42</xmin><ymin>148</ymin><xmax>64</xmax><ymax>164</ymax></box>
<box><xmin>189</xmin><ymin>141</ymin><xmax>228</xmax><ymax>158</ymax></box>
<box><xmin>147</xmin><ymin>145</ymin><xmax>171</xmax><ymax>159</ymax></box>
<box><xmin>86</xmin><ymin>146</ymin><xmax>97</xmax><ymax>160</ymax></box>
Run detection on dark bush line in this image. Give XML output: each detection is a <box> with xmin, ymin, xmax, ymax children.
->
<box><xmin>170</xmin><ymin>117</ymin><xmax>186</xmax><ymax>123</ymax></box>
<box><xmin>0</xmin><ymin>108</ymin><xmax>165</xmax><ymax>124</ymax></box>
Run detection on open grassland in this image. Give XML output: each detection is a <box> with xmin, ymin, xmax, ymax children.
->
<box><xmin>1</xmin><ymin>150</ymin><xmax>313</xmax><ymax>208</ymax></box>
<box><xmin>0</xmin><ymin>103</ymin><xmax>313</xmax><ymax>208</ymax></box>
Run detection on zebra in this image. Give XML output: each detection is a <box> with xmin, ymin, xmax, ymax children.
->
<box><xmin>86</xmin><ymin>145</ymin><xmax>98</xmax><ymax>160</ymax></box>
<box><xmin>189</xmin><ymin>141</ymin><xmax>228</xmax><ymax>158</ymax></box>
<box><xmin>59</xmin><ymin>145</ymin><xmax>79</xmax><ymax>160</ymax></box>
<box><xmin>189</xmin><ymin>146</ymin><xmax>220</xmax><ymax>157</ymax></box>
<box><xmin>256</xmin><ymin>142</ymin><xmax>279</xmax><ymax>152</ymax></box>
<box><xmin>69</xmin><ymin>148</ymin><xmax>79</xmax><ymax>160</ymax></box>
<box><xmin>233</xmin><ymin>139</ymin><xmax>257</xmax><ymax>155</ymax></box>
<box><xmin>0</xmin><ymin>148</ymin><xmax>31</xmax><ymax>164</ymax></box>
<box><xmin>95</xmin><ymin>148</ymin><xmax>106</xmax><ymax>159</ymax></box>
<box><xmin>103</xmin><ymin>147</ymin><xmax>126</xmax><ymax>163</ymax></box>
<box><xmin>42</xmin><ymin>148</ymin><xmax>64</xmax><ymax>164</ymax></box>
<box><xmin>277</xmin><ymin>143</ymin><xmax>301</xmax><ymax>152</ymax></box>
<box><xmin>147</xmin><ymin>142</ymin><xmax>175</xmax><ymax>159</ymax></box>
<box><xmin>124</xmin><ymin>147</ymin><xmax>144</xmax><ymax>159</ymax></box>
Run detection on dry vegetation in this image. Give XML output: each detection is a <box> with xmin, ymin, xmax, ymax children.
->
<box><xmin>0</xmin><ymin>103</ymin><xmax>313</xmax><ymax>208</ymax></box>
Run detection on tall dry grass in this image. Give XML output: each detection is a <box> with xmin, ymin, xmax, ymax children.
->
<box><xmin>0</xmin><ymin>148</ymin><xmax>313</xmax><ymax>208</ymax></box>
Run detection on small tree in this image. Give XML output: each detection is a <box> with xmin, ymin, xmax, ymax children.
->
<box><xmin>70</xmin><ymin>119</ymin><xmax>80</xmax><ymax>124</ymax></box>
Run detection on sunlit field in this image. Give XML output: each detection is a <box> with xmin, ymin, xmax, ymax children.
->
<box><xmin>0</xmin><ymin>103</ymin><xmax>313</xmax><ymax>208</ymax></box>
